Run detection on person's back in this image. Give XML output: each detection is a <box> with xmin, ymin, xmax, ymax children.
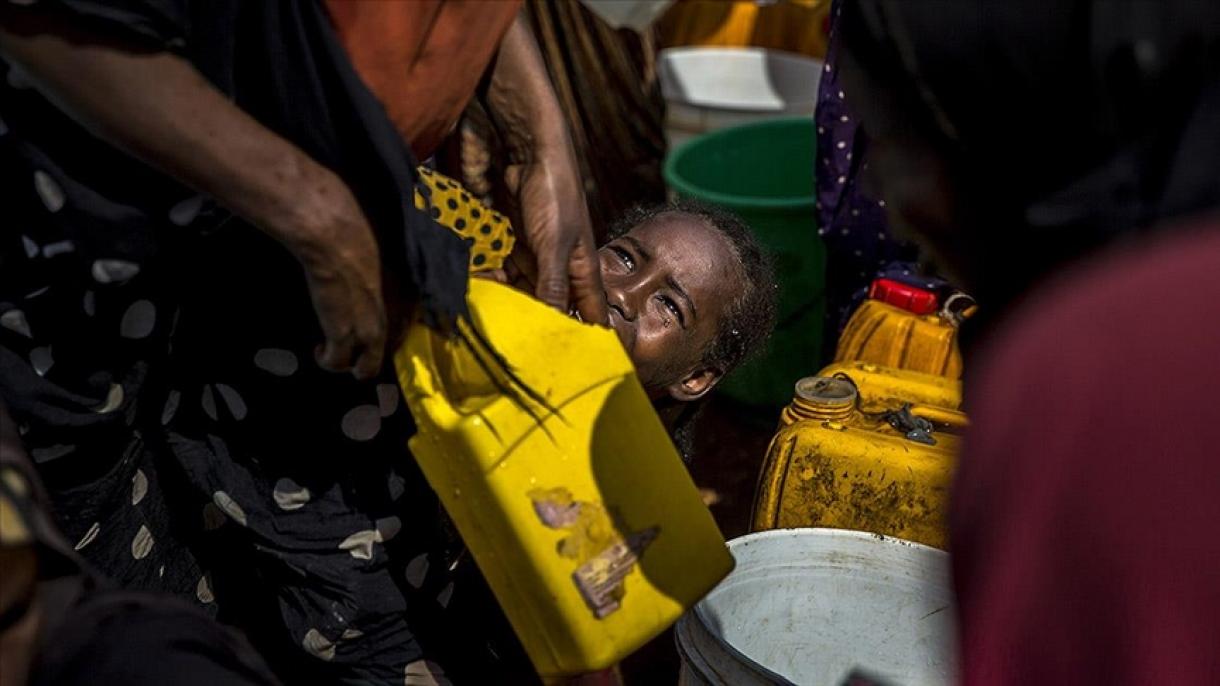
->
<box><xmin>951</xmin><ymin>217</ymin><xmax>1220</xmax><ymax>684</ymax></box>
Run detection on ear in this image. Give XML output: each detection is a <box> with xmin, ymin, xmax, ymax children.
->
<box><xmin>665</xmin><ymin>366</ymin><xmax>723</xmax><ymax>403</ymax></box>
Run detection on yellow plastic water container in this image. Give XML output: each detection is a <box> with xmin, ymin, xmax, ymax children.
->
<box><xmin>395</xmin><ymin>279</ymin><xmax>733</xmax><ymax>678</ymax></box>
<box><xmin>752</xmin><ymin>375</ymin><xmax>960</xmax><ymax>549</ymax></box>
<box><xmin>834</xmin><ymin>279</ymin><xmax>973</xmax><ymax>379</ymax></box>
<box><xmin>752</xmin><ymin>278</ymin><xmax>972</xmax><ymax>549</ymax></box>
<box><xmin>815</xmin><ymin>360</ymin><xmax>964</xmax><ymax>416</ymax></box>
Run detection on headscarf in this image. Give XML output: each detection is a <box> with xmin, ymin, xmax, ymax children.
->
<box><xmin>839</xmin><ymin>0</ymin><xmax>1220</xmax><ymax>317</ymax></box>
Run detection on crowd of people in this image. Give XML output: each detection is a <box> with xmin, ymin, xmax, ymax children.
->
<box><xmin>2</xmin><ymin>0</ymin><xmax>1220</xmax><ymax>684</ymax></box>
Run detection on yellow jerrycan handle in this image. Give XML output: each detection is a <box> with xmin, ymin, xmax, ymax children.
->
<box><xmin>394</xmin><ymin>279</ymin><xmax>734</xmax><ymax>678</ymax></box>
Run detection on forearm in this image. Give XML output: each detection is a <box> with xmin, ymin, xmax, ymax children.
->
<box><xmin>484</xmin><ymin>12</ymin><xmax>573</xmax><ymax>164</ymax></box>
<box><xmin>0</xmin><ymin>11</ymin><xmax>343</xmax><ymax>260</ymax></box>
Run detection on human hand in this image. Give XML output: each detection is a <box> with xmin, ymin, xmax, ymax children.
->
<box><xmin>286</xmin><ymin>175</ymin><xmax>387</xmax><ymax>380</ymax></box>
<box><xmin>506</xmin><ymin>150</ymin><xmax>608</xmax><ymax>324</ymax></box>
<box><xmin>473</xmin><ymin>268</ymin><xmax>509</xmax><ymax>284</ymax></box>
<box><xmin>0</xmin><ymin>18</ymin><xmax>391</xmax><ymax>380</ymax></box>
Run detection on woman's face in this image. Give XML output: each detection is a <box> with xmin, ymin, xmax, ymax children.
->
<box><xmin>598</xmin><ymin>213</ymin><xmax>740</xmax><ymax>400</ymax></box>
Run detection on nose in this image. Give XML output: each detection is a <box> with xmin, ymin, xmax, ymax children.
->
<box><xmin>605</xmin><ymin>280</ymin><xmax>638</xmax><ymax>321</ymax></box>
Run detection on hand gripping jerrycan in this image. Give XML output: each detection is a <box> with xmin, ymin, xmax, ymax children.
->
<box><xmin>395</xmin><ymin>279</ymin><xmax>733</xmax><ymax>678</ymax></box>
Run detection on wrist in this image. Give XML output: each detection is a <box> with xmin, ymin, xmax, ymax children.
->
<box><xmin>257</xmin><ymin>152</ymin><xmax>344</xmax><ymax>265</ymax></box>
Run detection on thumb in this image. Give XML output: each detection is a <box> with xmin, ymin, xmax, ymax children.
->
<box><xmin>567</xmin><ymin>237</ymin><xmax>608</xmax><ymax>325</ymax></box>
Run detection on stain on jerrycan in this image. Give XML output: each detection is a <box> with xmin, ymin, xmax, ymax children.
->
<box><xmin>751</xmin><ymin>280</ymin><xmax>973</xmax><ymax>549</ymax></box>
<box><xmin>752</xmin><ymin>375</ymin><xmax>962</xmax><ymax>549</ymax></box>
<box><xmin>395</xmin><ymin>278</ymin><xmax>733</xmax><ymax>678</ymax></box>
<box><xmin>834</xmin><ymin>279</ymin><xmax>975</xmax><ymax>380</ymax></box>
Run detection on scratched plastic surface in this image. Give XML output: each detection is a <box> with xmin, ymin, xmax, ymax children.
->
<box><xmin>834</xmin><ymin>299</ymin><xmax>964</xmax><ymax>380</ymax></box>
<box><xmin>752</xmin><ymin>364</ymin><xmax>965</xmax><ymax>549</ymax></box>
<box><xmin>395</xmin><ymin>279</ymin><xmax>734</xmax><ymax>678</ymax></box>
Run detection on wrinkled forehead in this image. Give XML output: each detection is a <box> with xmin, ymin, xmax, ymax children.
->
<box><xmin>620</xmin><ymin>213</ymin><xmax>741</xmax><ymax>296</ymax></box>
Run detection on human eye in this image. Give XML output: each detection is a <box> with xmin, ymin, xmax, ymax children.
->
<box><xmin>659</xmin><ymin>295</ymin><xmax>685</xmax><ymax>326</ymax></box>
<box><xmin>610</xmin><ymin>245</ymin><xmax>635</xmax><ymax>271</ymax></box>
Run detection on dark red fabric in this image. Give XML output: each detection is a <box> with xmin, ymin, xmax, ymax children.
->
<box><xmin>951</xmin><ymin>217</ymin><xmax>1220</xmax><ymax>684</ymax></box>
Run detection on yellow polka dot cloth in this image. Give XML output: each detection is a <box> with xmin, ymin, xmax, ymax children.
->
<box><xmin>414</xmin><ymin>167</ymin><xmax>515</xmax><ymax>273</ymax></box>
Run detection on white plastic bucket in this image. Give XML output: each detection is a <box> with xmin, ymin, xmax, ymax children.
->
<box><xmin>659</xmin><ymin>47</ymin><xmax>823</xmax><ymax>147</ymax></box>
<box><xmin>675</xmin><ymin>529</ymin><xmax>957</xmax><ymax>686</ymax></box>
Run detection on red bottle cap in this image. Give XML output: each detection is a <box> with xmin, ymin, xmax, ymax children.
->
<box><xmin>868</xmin><ymin>278</ymin><xmax>939</xmax><ymax>315</ymax></box>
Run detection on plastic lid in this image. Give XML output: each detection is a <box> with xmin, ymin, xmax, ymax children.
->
<box><xmin>869</xmin><ymin>278</ymin><xmax>939</xmax><ymax>315</ymax></box>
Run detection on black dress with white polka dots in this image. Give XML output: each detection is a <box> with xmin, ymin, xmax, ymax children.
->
<box><xmin>0</xmin><ymin>1</ymin><xmax>495</xmax><ymax>683</ymax></box>
<box><xmin>815</xmin><ymin>0</ymin><xmax>952</xmax><ymax>358</ymax></box>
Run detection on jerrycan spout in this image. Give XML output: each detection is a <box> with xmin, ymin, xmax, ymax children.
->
<box><xmin>782</xmin><ymin>376</ymin><xmax>858</xmax><ymax>426</ymax></box>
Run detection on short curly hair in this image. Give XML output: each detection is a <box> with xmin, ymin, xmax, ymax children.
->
<box><xmin>609</xmin><ymin>200</ymin><xmax>778</xmax><ymax>459</ymax></box>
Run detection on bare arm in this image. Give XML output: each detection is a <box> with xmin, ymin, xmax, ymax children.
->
<box><xmin>0</xmin><ymin>10</ymin><xmax>386</xmax><ymax>378</ymax></box>
<box><xmin>484</xmin><ymin>12</ymin><xmax>608</xmax><ymax>325</ymax></box>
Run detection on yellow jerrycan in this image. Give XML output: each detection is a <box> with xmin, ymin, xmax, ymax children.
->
<box><xmin>834</xmin><ymin>278</ymin><xmax>974</xmax><ymax>379</ymax></box>
<box><xmin>814</xmin><ymin>360</ymin><xmax>964</xmax><ymax>417</ymax></box>
<box><xmin>753</xmin><ymin>374</ymin><xmax>961</xmax><ymax>549</ymax></box>
<box><xmin>395</xmin><ymin>279</ymin><xmax>733</xmax><ymax>678</ymax></box>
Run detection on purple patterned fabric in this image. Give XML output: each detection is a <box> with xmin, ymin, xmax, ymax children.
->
<box><xmin>814</xmin><ymin>0</ymin><xmax>948</xmax><ymax>355</ymax></box>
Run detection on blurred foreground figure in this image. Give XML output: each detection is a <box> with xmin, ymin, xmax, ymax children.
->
<box><xmin>840</xmin><ymin>1</ymin><xmax>1220</xmax><ymax>683</ymax></box>
<box><xmin>1</xmin><ymin>403</ymin><xmax>279</xmax><ymax>686</ymax></box>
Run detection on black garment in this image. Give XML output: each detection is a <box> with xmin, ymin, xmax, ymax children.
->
<box><xmin>1</xmin><ymin>0</ymin><xmax>475</xmax><ymax>682</ymax></box>
<box><xmin>839</xmin><ymin>0</ymin><xmax>1220</xmax><ymax>327</ymax></box>
<box><xmin>32</xmin><ymin>591</ymin><xmax>282</xmax><ymax>686</ymax></box>
<box><xmin>2</xmin><ymin>406</ymin><xmax>279</xmax><ymax>686</ymax></box>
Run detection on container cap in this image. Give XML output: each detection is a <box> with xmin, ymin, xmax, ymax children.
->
<box><xmin>869</xmin><ymin>278</ymin><xmax>939</xmax><ymax>315</ymax></box>
<box><xmin>794</xmin><ymin>376</ymin><xmax>857</xmax><ymax>407</ymax></box>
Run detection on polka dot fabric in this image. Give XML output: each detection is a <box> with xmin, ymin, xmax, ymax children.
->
<box><xmin>814</xmin><ymin>0</ymin><xmax>950</xmax><ymax>358</ymax></box>
<box><xmin>1</xmin><ymin>45</ymin><xmax>458</xmax><ymax>683</ymax></box>
<box><xmin>413</xmin><ymin>167</ymin><xmax>514</xmax><ymax>272</ymax></box>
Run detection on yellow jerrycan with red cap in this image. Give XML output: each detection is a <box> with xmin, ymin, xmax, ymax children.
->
<box><xmin>834</xmin><ymin>278</ymin><xmax>975</xmax><ymax>379</ymax></box>
<box><xmin>752</xmin><ymin>279</ymin><xmax>972</xmax><ymax>549</ymax></box>
<box><xmin>395</xmin><ymin>278</ymin><xmax>733</xmax><ymax>679</ymax></box>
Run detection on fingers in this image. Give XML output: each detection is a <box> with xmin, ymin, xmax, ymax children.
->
<box><xmin>315</xmin><ymin>338</ymin><xmax>356</xmax><ymax>374</ymax></box>
<box><xmin>522</xmin><ymin>232</ymin><xmax>606</xmax><ymax>323</ymax></box>
<box><xmin>472</xmin><ymin>268</ymin><xmax>509</xmax><ymax>283</ymax></box>
<box><xmin>568</xmin><ymin>238</ymin><xmax>609</xmax><ymax>325</ymax></box>
<box><xmin>505</xmin><ymin>247</ymin><xmax>538</xmax><ymax>292</ymax></box>
<box><xmin>351</xmin><ymin>342</ymin><xmax>384</xmax><ymax>381</ymax></box>
<box><xmin>314</xmin><ymin>304</ymin><xmax>386</xmax><ymax>381</ymax></box>
<box><xmin>533</xmin><ymin>237</ymin><xmax>572</xmax><ymax>312</ymax></box>
<box><xmin>291</xmin><ymin>175</ymin><xmax>388</xmax><ymax>381</ymax></box>
<box><xmin>315</xmin><ymin>335</ymin><xmax>384</xmax><ymax>381</ymax></box>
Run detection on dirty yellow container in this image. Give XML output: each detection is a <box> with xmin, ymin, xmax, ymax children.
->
<box><xmin>815</xmin><ymin>360</ymin><xmax>963</xmax><ymax>415</ymax></box>
<box><xmin>395</xmin><ymin>279</ymin><xmax>733</xmax><ymax>678</ymax></box>
<box><xmin>752</xmin><ymin>374</ymin><xmax>960</xmax><ymax>549</ymax></box>
<box><xmin>834</xmin><ymin>288</ymin><xmax>972</xmax><ymax>379</ymax></box>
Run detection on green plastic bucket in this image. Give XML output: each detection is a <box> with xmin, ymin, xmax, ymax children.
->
<box><xmin>664</xmin><ymin>117</ymin><xmax>825</xmax><ymax>408</ymax></box>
